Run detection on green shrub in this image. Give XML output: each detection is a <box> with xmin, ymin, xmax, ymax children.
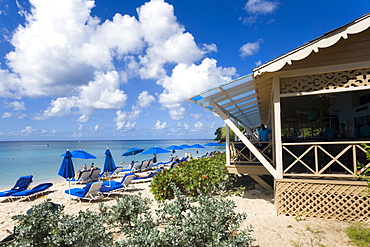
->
<box><xmin>346</xmin><ymin>223</ymin><xmax>370</xmax><ymax>247</ymax></box>
<box><xmin>150</xmin><ymin>153</ymin><xmax>233</xmax><ymax>200</ymax></box>
<box><xmin>11</xmin><ymin>199</ymin><xmax>111</xmax><ymax>247</ymax></box>
<box><xmin>114</xmin><ymin>187</ymin><xmax>253</xmax><ymax>246</ymax></box>
<box><xmin>99</xmin><ymin>193</ymin><xmax>153</xmax><ymax>229</ymax></box>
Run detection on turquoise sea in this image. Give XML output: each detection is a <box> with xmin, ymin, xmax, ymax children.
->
<box><xmin>0</xmin><ymin>139</ymin><xmax>224</xmax><ymax>190</ymax></box>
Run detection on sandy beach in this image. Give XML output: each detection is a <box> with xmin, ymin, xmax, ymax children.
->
<box><xmin>0</xmin><ymin>179</ymin><xmax>359</xmax><ymax>246</ymax></box>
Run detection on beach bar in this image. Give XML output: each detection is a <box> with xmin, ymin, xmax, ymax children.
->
<box><xmin>189</xmin><ymin>14</ymin><xmax>370</xmax><ymax>221</ymax></box>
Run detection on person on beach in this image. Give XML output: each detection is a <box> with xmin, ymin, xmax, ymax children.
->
<box><xmin>152</xmin><ymin>154</ymin><xmax>157</xmax><ymax>163</ymax></box>
<box><xmin>75</xmin><ymin>164</ymin><xmax>88</xmax><ymax>178</ymax></box>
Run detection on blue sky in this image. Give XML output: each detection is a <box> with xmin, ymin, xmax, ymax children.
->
<box><xmin>0</xmin><ymin>0</ymin><xmax>369</xmax><ymax>141</ymax></box>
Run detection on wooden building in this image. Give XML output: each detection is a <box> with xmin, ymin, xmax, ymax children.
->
<box><xmin>189</xmin><ymin>14</ymin><xmax>370</xmax><ymax>221</ymax></box>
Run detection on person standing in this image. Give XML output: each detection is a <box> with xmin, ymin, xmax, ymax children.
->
<box><xmin>259</xmin><ymin>124</ymin><xmax>271</xmax><ymax>142</ymax></box>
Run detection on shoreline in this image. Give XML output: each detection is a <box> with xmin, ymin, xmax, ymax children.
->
<box><xmin>0</xmin><ymin>177</ymin><xmax>356</xmax><ymax>246</ymax></box>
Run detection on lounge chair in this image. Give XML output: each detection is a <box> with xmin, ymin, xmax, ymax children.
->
<box><xmin>0</xmin><ymin>175</ymin><xmax>33</xmax><ymax>200</ymax></box>
<box><xmin>10</xmin><ymin>183</ymin><xmax>53</xmax><ymax>201</ymax></box>
<box><xmin>132</xmin><ymin>170</ymin><xmax>159</xmax><ymax>183</ymax></box>
<box><xmin>66</xmin><ymin>170</ymin><xmax>91</xmax><ymax>184</ymax></box>
<box><xmin>100</xmin><ymin>173</ymin><xmax>135</xmax><ymax>196</ymax></box>
<box><xmin>89</xmin><ymin>169</ymin><xmax>101</xmax><ymax>181</ymax></box>
<box><xmin>153</xmin><ymin>157</ymin><xmax>175</xmax><ymax>168</ymax></box>
<box><xmin>65</xmin><ymin>181</ymin><xmax>103</xmax><ymax>202</ymax></box>
<box><xmin>140</xmin><ymin>159</ymin><xmax>153</xmax><ymax>172</ymax></box>
<box><xmin>110</xmin><ymin>167</ymin><xmax>125</xmax><ymax>178</ymax></box>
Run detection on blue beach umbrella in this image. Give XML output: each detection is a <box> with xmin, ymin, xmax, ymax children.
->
<box><xmin>141</xmin><ymin>146</ymin><xmax>171</xmax><ymax>154</ymax></box>
<box><xmin>58</xmin><ymin>150</ymin><xmax>75</xmax><ymax>179</ymax></box>
<box><xmin>103</xmin><ymin>148</ymin><xmax>117</xmax><ymax>186</ymax></box>
<box><xmin>165</xmin><ymin>145</ymin><xmax>183</xmax><ymax>150</ymax></box>
<box><xmin>189</xmin><ymin>144</ymin><xmax>205</xmax><ymax>149</ymax></box>
<box><xmin>58</xmin><ymin>150</ymin><xmax>75</xmax><ymax>203</ymax></box>
<box><xmin>122</xmin><ymin>147</ymin><xmax>145</xmax><ymax>157</ymax></box>
<box><xmin>189</xmin><ymin>144</ymin><xmax>205</xmax><ymax>155</ymax></box>
<box><xmin>70</xmin><ymin>150</ymin><xmax>97</xmax><ymax>159</ymax></box>
<box><xmin>204</xmin><ymin>142</ymin><xmax>221</xmax><ymax>146</ymax></box>
<box><xmin>178</xmin><ymin>144</ymin><xmax>191</xmax><ymax>149</ymax></box>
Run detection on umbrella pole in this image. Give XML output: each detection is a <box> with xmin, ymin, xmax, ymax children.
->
<box><xmin>68</xmin><ymin>181</ymin><xmax>71</xmax><ymax>204</ymax></box>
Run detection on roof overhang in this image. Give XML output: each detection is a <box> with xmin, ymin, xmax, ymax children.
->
<box><xmin>253</xmin><ymin>13</ymin><xmax>370</xmax><ymax>77</ymax></box>
<box><xmin>188</xmin><ymin>74</ymin><xmax>271</xmax><ymax>129</ymax></box>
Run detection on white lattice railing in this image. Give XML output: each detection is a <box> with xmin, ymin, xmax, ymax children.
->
<box><xmin>282</xmin><ymin>141</ymin><xmax>370</xmax><ymax>177</ymax></box>
<box><xmin>229</xmin><ymin>141</ymin><xmax>370</xmax><ymax>178</ymax></box>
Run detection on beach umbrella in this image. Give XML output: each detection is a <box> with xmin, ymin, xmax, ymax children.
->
<box><xmin>61</xmin><ymin>150</ymin><xmax>96</xmax><ymax>169</ymax></box>
<box><xmin>204</xmin><ymin>142</ymin><xmax>221</xmax><ymax>146</ymax></box>
<box><xmin>70</xmin><ymin>150</ymin><xmax>97</xmax><ymax>159</ymax></box>
<box><xmin>165</xmin><ymin>145</ymin><xmax>183</xmax><ymax>154</ymax></box>
<box><xmin>122</xmin><ymin>147</ymin><xmax>145</xmax><ymax>157</ymax></box>
<box><xmin>178</xmin><ymin>144</ymin><xmax>191</xmax><ymax>149</ymax></box>
<box><xmin>189</xmin><ymin>144</ymin><xmax>205</xmax><ymax>149</ymax></box>
<box><xmin>189</xmin><ymin>144</ymin><xmax>205</xmax><ymax>154</ymax></box>
<box><xmin>141</xmin><ymin>146</ymin><xmax>171</xmax><ymax>154</ymax></box>
<box><xmin>58</xmin><ymin>150</ymin><xmax>75</xmax><ymax>203</ymax></box>
<box><xmin>103</xmin><ymin>148</ymin><xmax>117</xmax><ymax>187</ymax></box>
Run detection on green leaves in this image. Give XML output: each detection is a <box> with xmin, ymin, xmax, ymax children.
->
<box><xmin>150</xmin><ymin>153</ymin><xmax>233</xmax><ymax>200</ymax></box>
<box><xmin>11</xmin><ymin>199</ymin><xmax>112</xmax><ymax>247</ymax></box>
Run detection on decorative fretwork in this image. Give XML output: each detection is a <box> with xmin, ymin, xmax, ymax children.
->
<box><xmin>275</xmin><ymin>180</ymin><xmax>370</xmax><ymax>221</ymax></box>
<box><xmin>280</xmin><ymin>68</ymin><xmax>370</xmax><ymax>94</ymax></box>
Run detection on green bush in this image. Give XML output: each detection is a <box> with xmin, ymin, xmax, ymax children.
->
<box><xmin>150</xmin><ymin>153</ymin><xmax>233</xmax><ymax>201</ymax></box>
<box><xmin>10</xmin><ymin>190</ymin><xmax>252</xmax><ymax>246</ymax></box>
<box><xmin>114</xmin><ymin>187</ymin><xmax>253</xmax><ymax>246</ymax></box>
<box><xmin>11</xmin><ymin>199</ymin><xmax>112</xmax><ymax>247</ymax></box>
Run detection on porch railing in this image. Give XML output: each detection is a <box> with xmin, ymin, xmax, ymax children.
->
<box><xmin>282</xmin><ymin>141</ymin><xmax>370</xmax><ymax>178</ymax></box>
<box><xmin>229</xmin><ymin>141</ymin><xmax>370</xmax><ymax>178</ymax></box>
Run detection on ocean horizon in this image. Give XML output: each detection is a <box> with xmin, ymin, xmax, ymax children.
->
<box><xmin>0</xmin><ymin>139</ymin><xmax>224</xmax><ymax>190</ymax></box>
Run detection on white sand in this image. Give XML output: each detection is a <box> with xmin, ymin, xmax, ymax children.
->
<box><xmin>0</xmin><ymin>179</ymin><xmax>359</xmax><ymax>246</ymax></box>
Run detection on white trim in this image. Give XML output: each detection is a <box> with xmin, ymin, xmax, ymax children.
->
<box><xmin>210</xmin><ymin>100</ymin><xmax>277</xmax><ymax>178</ymax></box>
<box><xmin>273</xmin><ymin>76</ymin><xmax>283</xmax><ymax>179</ymax></box>
<box><xmin>253</xmin><ymin>14</ymin><xmax>370</xmax><ymax>76</ymax></box>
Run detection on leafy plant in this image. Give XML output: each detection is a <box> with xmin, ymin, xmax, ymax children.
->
<box><xmin>114</xmin><ymin>187</ymin><xmax>253</xmax><ymax>246</ymax></box>
<box><xmin>346</xmin><ymin>223</ymin><xmax>370</xmax><ymax>247</ymax></box>
<box><xmin>99</xmin><ymin>193</ymin><xmax>152</xmax><ymax>229</ymax></box>
<box><xmin>11</xmin><ymin>199</ymin><xmax>111</xmax><ymax>247</ymax></box>
<box><xmin>150</xmin><ymin>153</ymin><xmax>234</xmax><ymax>200</ymax></box>
<box><xmin>356</xmin><ymin>143</ymin><xmax>370</xmax><ymax>195</ymax></box>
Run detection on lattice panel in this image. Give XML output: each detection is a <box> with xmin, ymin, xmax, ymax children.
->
<box><xmin>280</xmin><ymin>68</ymin><xmax>370</xmax><ymax>94</ymax></box>
<box><xmin>275</xmin><ymin>180</ymin><xmax>370</xmax><ymax>221</ymax></box>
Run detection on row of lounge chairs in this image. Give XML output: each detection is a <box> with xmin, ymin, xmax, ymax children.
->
<box><xmin>0</xmin><ymin>175</ymin><xmax>53</xmax><ymax>202</ymax></box>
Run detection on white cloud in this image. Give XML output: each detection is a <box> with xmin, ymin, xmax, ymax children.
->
<box><xmin>93</xmin><ymin>124</ymin><xmax>99</xmax><ymax>132</ymax></box>
<box><xmin>36</xmin><ymin>71</ymin><xmax>127</xmax><ymax>121</ymax></box>
<box><xmin>4</xmin><ymin>101</ymin><xmax>26</xmax><ymax>111</ymax></box>
<box><xmin>168</xmin><ymin>107</ymin><xmax>185</xmax><ymax>120</ymax></box>
<box><xmin>244</xmin><ymin>0</ymin><xmax>278</xmax><ymax>14</ymax></box>
<box><xmin>114</xmin><ymin>106</ymin><xmax>142</xmax><ymax>131</ymax></box>
<box><xmin>21</xmin><ymin>126</ymin><xmax>36</xmax><ymax>134</ymax></box>
<box><xmin>158</xmin><ymin>58</ymin><xmax>236</xmax><ymax>107</ymax></box>
<box><xmin>137</xmin><ymin>90</ymin><xmax>155</xmax><ymax>108</ymax></box>
<box><xmin>154</xmin><ymin>119</ymin><xmax>166</xmax><ymax>130</ymax></box>
<box><xmin>255</xmin><ymin>60</ymin><xmax>262</xmax><ymax>66</ymax></box>
<box><xmin>0</xmin><ymin>0</ymin><xmax>238</xmax><ymax>133</ymax></box>
<box><xmin>239</xmin><ymin>39</ymin><xmax>263</xmax><ymax>57</ymax></box>
<box><xmin>2</xmin><ymin>112</ymin><xmax>12</xmax><ymax>118</ymax></box>
<box><xmin>194</xmin><ymin>121</ymin><xmax>204</xmax><ymax>130</ymax></box>
<box><xmin>190</xmin><ymin>113</ymin><xmax>202</xmax><ymax>119</ymax></box>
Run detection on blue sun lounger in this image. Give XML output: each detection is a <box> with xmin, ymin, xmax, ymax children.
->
<box><xmin>10</xmin><ymin>183</ymin><xmax>53</xmax><ymax>201</ymax></box>
<box><xmin>0</xmin><ymin>175</ymin><xmax>33</xmax><ymax>200</ymax></box>
<box><xmin>65</xmin><ymin>181</ymin><xmax>103</xmax><ymax>202</ymax></box>
<box><xmin>100</xmin><ymin>173</ymin><xmax>135</xmax><ymax>196</ymax></box>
